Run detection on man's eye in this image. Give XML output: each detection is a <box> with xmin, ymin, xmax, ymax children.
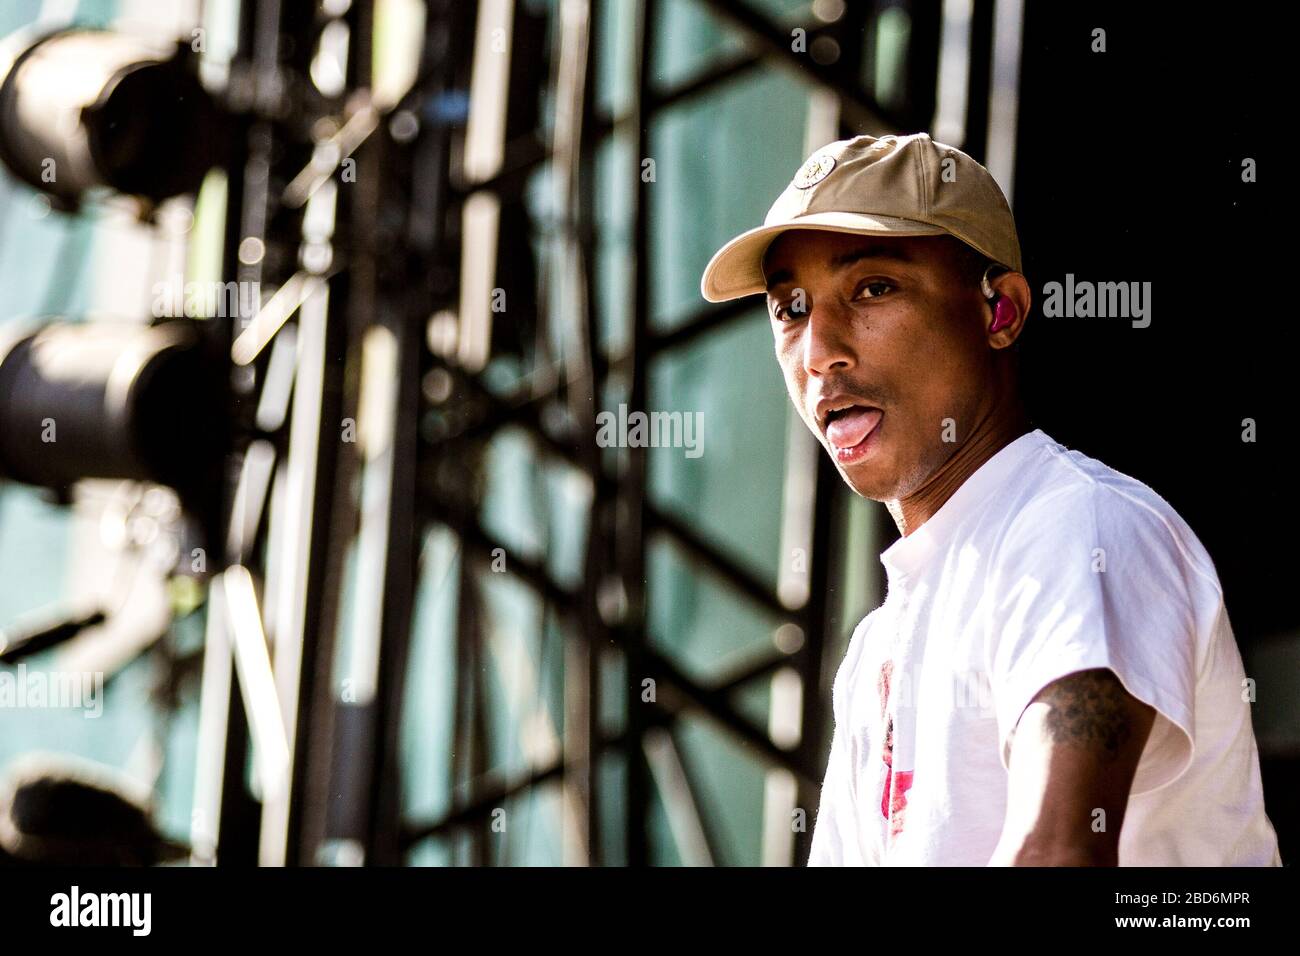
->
<box><xmin>772</xmin><ymin>301</ymin><xmax>802</xmax><ymax>322</ymax></box>
<box><xmin>855</xmin><ymin>281</ymin><xmax>893</xmax><ymax>299</ymax></box>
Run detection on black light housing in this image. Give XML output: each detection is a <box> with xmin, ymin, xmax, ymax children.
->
<box><xmin>0</xmin><ymin>26</ymin><xmax>227</xmax><ymax>208</ymax></box>
<box><xmin>0</xmin><ymin>319</ymin><xmax>229</xmax><ymax>530</ymax></box>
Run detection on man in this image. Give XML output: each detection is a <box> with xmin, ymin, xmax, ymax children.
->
<box><xmin>699</xmin><ymin>132</ymin><xmax>1281</xmax><ymax>866</ymax></box>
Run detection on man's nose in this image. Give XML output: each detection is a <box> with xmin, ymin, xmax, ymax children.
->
<box><xmin>801</xmin><ymin>304</ymin><xmax>856</xmax><ymax>377</ymax></box>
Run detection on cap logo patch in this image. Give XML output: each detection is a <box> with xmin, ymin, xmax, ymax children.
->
<box><xmin>793</xmin><ymin>153</ymin><xmax>836</xmax><ymax>189</ymax></box>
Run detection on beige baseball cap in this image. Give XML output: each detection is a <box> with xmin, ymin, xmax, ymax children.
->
<box><xmin>699</xmin><ymin>132</ymin><xmax>1022</xmax><ymax>302</ymax></box>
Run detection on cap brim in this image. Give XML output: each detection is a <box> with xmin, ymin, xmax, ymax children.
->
<box><xmin>699</xmin><ymin>212</ymin><xmax>949</xmax><ymax>303</ymax></box>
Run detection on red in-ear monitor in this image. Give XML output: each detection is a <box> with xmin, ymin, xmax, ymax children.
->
<box><xmin>989</xmin><ymin>296</ymin><xmax>1016</xmax><ymax>334</ymax></box>
<box><xmin>981</xmin><ymin>263</ymin><xmax>1015</xmax><ymax>334</ymax></box>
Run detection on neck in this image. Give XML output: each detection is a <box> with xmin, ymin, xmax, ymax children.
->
<box><xmin>886</xmin><ymin>403</ymin><xmax>1032</xmax><ymax>538</ymax></box>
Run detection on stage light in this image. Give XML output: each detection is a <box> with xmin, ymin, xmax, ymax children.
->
<box><xmin>0</xmin><ymin>752</ymin><xmax>188</xmax><ymax>866</ymax></box>
<box><xmin>0</xmin><ymin>319</ymin><xmax>228</xmax><ymax>509</ymax></box>
<box><xmin>0</xmin><ymin>26</ymin><xmax>226</xmax><ymax>209</ymax></box>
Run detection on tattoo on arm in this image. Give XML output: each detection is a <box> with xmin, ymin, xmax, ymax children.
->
<box><xmin>1031</xmin><ymin>668</ymin><xmax>1135</xmax><ymax>761</ymax></box>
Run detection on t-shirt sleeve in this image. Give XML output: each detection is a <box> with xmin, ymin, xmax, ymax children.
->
<box><xmin>985</xmin><ymin>483</ymin><xmax>1198</xmax><ymax>796</ymax></box>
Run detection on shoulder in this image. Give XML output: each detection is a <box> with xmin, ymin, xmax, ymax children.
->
<box><xmin>996</xmin><ymin>438</ymin><xmax>1221</xmax><ymax>596</ymax></box>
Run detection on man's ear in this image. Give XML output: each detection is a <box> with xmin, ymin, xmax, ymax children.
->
<box><xmin>987</xmin><ymin>271</ymin><xmax>1031</xmax><ymax>347</ymax></box>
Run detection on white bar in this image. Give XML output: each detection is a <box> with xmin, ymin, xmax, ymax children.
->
<box><xmin>223</xmin><ymin>564</ymin><xmax>292</xmax><ymax>866</ymax></box>
<box><xmin>643</xmin><ymin>727</ymin><xmax>713</xmax><ymax>867</ymax></box>
<box><xmin>457</xmin><ymin>191</ymin><xmax>500</xmax><ymax>372</ymax></box>
<box><xmin>762</xmin><ymin>667</ymin><xmax>803</xmax><ymax>865</ymax></box>
<box><xmin>190</xmin><ymin>575</ymin><xmax>232</xmax><ymax>866</ymax></box>
<box><xmin>986</xmin><ymin>0</ymin><xmax>1025</xmax><ymax>205</ymax></box>
<box><xmin>463</xmin><ymin>0</ymin><xmax>514</xmax><ymax>184</ymax></box>
<box><xmin>344</xmin><ymin>325</ymin><xmax>401</xmax><ymax>705</ymax></box>
<box><xmin>261</xmin><ymin>284</ymin><xmax>330</xmax><ymax>866</ymax></box>
<box><xmin>934</xmin><ymin>0</ymin><xmax>973</xmax><ymax>146</ymax></box>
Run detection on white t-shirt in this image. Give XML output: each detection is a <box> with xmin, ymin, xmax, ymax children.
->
<box><xmin>808</xmin><ymin>428</ymin><xmax>1281</xmax><ymax>866</ymax></box>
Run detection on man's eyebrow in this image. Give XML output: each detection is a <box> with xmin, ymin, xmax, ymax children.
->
<box><xmin>764</xmin><ymin>268</ymin><xmax>794</xmax><ymax>292</ymax></box>
<box><xmin>830</xmin><ymin>244</ymin><xmax>913</xmax><ymax>269</ymax></box>
<box><xmin>764</xmin><ymin>243</ymin><xmax>912</xmax><ymax>293</ymax></box>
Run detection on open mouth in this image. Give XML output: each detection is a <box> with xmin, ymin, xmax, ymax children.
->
<box><xmin>823</xmin><ymin>405</ymin><xmax>884</xmax><ymax>463</ymax></box>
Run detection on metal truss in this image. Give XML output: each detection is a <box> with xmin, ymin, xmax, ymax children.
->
<box><xmin>195</xmin><ymin>0</ymin><xmax>967</xmax><ymax>867</ymax></box>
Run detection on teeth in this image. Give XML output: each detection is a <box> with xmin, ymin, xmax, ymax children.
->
<box><xmin>824</xmin><ymin>403</ymin><xmax>864</xmax><ymax>424</ymax></box>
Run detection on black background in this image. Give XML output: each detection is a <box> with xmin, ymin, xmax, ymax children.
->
<box><xmin>1012</xmin><ymin>4</ymin><xmax>1296</xmax><ymax>856</ymax></box>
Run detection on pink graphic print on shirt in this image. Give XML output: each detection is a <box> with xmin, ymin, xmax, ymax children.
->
<box><xmin>878</xmin><ymin>659</ymin><xmax>913</xmax><ymax>837</ymax></box>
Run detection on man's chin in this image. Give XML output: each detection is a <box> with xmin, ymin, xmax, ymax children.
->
<box><xmin>834</xmin><ymin>458</ymin><xmax>897</xmax><ymax>502</ymax></box>
<box><xmin>842</xmin><ymin>475</ymin><xmax>893</xmax><ymax>502</ymax></box>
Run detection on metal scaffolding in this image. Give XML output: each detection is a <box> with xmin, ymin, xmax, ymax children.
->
<box><xmin>191</xmin><ymin>0</ymin><xmax>973</xmax><ymax>867</ymax></box>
